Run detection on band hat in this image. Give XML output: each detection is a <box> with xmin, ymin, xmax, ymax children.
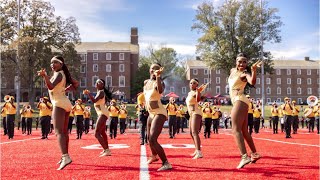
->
<box><xmin>246</xmin><ymin>95</ymin><xmax>250</xmax><ymax>98</ymax></box>
<box><xmin>284</xmin><ymin>97</ymin><xmax>289</xmax><ymax>100</ymax></box>
<box><xmin>43</xmin><ymin>97</ymin><xmax>49</xmax><ymax>100</ymax></box>
<box><xmin>292</xmin><ymin>100</ymin><xmax>296</xmax><ymax>103</ymax></box>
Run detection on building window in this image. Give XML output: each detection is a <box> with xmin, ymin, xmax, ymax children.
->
<box><xmin>256</xmin><ymin>78</ymin><xmax>260</xmax><ymax>84</ymax></box>
<box><xmin>216</xmin><ymin>77</ymin><xmax>220</xmax><ymax>84</ymax></box>
<box><xmin>317</xmin><ymin>69</ymin><xmax>319</xmax><ymax>75</ymax></box>
<box><xmin>266</xmin><ymin>87</ymin><xmax>271</xmax><ymax>94</ymax></box>
<box><xmin>225</xmin><ymin>85</ymin><xmax>229</xmax><ymax>94</ymax></box>
<box><xmin>80</xmin><ymin>65</ymin><xmax>86</xmax><ymax>73</ymax></box>
<box><xmin>119</xmin><ymin>76</ymin><xmax>125</xmax><ymax>87</ymax></box>
<box><xmin>307</xmin><ymin>78</ymin><xmax>311</xmax><ymax>85</ymax></box>
<box><xmin>276</xmin><ymin>78</ymin><xmax>281</xmax><ymax>85</ymax></box>
<box><xmin>266</xmin><ymin>78</ymin><xmax>271</xmax><ymax>84</ymax></box>
<box><xmin>93</xmin><ymin>53</ymin><xmax>98</xmax><ymax>60</ymax></box>
<box><xmin>193</xmin><ymin>69</ymin><xmax>198</xmax><ymax>75</ymax></box>
<box><xmin>182</xmin><ymin>87</ymin><xmax>187</xmax><ymax>94</ymax></box>
<box><xmin>287</xmin><ymin>87</ymin><xmax>291</xmax><ymax>95</ymax></box>
<box><xmin>216</xmin><ymin>69</ymin><xmax>220</xmax><ymax>74</ymax></box>
<box><xmin>216</xmin><ymin>86</ymin><xmax>220</xmax><ymax>94</ymax></box>
<box><xmin>170</xmin><ymin>87</ymin><xmax>174</xmax><ymax>92</ymax></box>
<box><xmin>92</xmin><ymin>76</ymin><xmax>99</xmax><ymax>87</ymax></box>
<box><xmin>93</xmin><ymin>64</ymin><xmax>98</xmax><ymax>72</ymax></box>
<box><xmin>307</xmin><ymin>88</ymin><xmax>312</xmax><ymax>95</ymax></box>
<box><xmin>276</xmin><ymin>69</ymin><xmax>281</xmax><ymax>75</ymax></box>
<box><xmin>267</xmin><ymin>98</ymin><xmax>271</xmax><ymax>103</ymax></box>
<box><xmin>297</xmin><ymin>87</ymin><xmax>301</xmax><ymax>94</ymax></box>
<box><xmin>307</xmin><ymin>69</ymin><xmax>311</xmax><ymax>75</ymax></box>
<box><xmin>106</xmin><ymin>64</ymin><xmax>111</xmax><ymax>72</ymax></box>
<box><xmin>80</xmin><ymin>78</ymin><xmax>86</xmax><ymax>87</ymax></box>
<box><xmin>277</xmin><ymin>87</ymin><xmax>281</xmax><ymax>94</ymax></box>
<box><xmin>297</xmin><ymin>78</ymin><xmax>301</xmax><ymax>84</ymax></box>
<box><xmin>287</xmin><ymin>78</ymin><xmax>291</xmax><ymax>84</ymax></box>
<box><xmin>287</xmin><ymin>69</ymin><xmax>291</xmax><ymax>75</ymax></box>
<box><xmin>204</xmin><ymin>78</ymin><xmax>209</xmax><ymax>84</ymax></box>
<box><xmin>106</xmin><ymin>53</ymin><xmax>111</xmax><ymax>60</ymax></box>
<box><xmin>276</xmin><ymin>98</ymin><xmax>281</xmax><ymax>103</ymax></box>
<box><xmin>298</xmin><ymin>98</ymin><xmax>302</xmax><ymax>104</ymax></box>
<box><xmin>119</xmin><ymin>53</ymin><xmax>125</xmax><ymax>60</ymax></box>
<box><xmin>256</xmin><ymin>88</ymin><xmax>261</xmax><ymax>95</ymax></box>
<box><xmin>204</xmin><ymin>69</ymin><xmax>209</xmax><ymax>75</ymax></box>
<box><xmin>119</xmin><ymin>64</ymin><xmax>125</xmax><ymax>72</ymax></box>
<box><xmin>297</xmin><ymin>69</ymin><xmax>301</xmax><ymax>75</ymax></box>
<box><xmin>80</xmin><ymin>54</ymin><xmax>86</xmax><ymax>62</ymax></box>
<box><xmin>317</xmin><ymin>78</ymin><xmax>320</xmax><ymax>84</ymax></box>
<box><xmin>106</xmin><ymin>76</ymin><xmax>112</xmax><ymax>87</ymax></box>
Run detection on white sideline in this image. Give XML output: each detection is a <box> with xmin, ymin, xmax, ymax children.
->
<box><xmin>140</xmin><ymin>145</ymin><xmax>150</xmax><ymax>180</ymax></box>
<box><xmin>0</xmin><ymin>135</ymin><xmax>54</xmax><ymax>145</ymax></box>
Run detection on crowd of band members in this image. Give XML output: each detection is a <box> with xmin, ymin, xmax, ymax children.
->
<box><xmin>1</xmin><ymin>95</ymin><xmax>319</xmax><ymax>140</ymax></box>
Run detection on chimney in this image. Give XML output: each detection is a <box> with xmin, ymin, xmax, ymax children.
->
<box><xmin>130</xmin><ymin>27</ymin><xmax>138</xmax><ymax>45</ymax></box>
<box><xmin>304</xmin><ymin>56</ymin><xmax>310</xmax><ymax>61</ymax></box>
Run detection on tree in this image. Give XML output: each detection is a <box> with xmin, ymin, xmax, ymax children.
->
<box><xmin>130</xmin><ymin>63</ymin><xmax>150</xmax><ymax>98</ymax></box>
<box><xmin>1</xmin><ymin>0</ymin><xmax>81</xmax><ymax>105</ymax></box>
<box><xmin>192</xmin><ymin>0</ymin><xmax>282</xmax><ymax>74</ymax></box>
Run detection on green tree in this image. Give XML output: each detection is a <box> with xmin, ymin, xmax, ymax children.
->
<box><xmin>192</xmin><ymin>0</ymin><xmax>282</xmax><ymax>74</ymax></box>
<box><xmin>1</xmin><ymin>0</ymin><xmax>81</xmax><ymax>105</ymax></box>
<box><xmin>130</xmin><ymin>63</ymin><xmax>150</xmax><ymax>98</ymax></box>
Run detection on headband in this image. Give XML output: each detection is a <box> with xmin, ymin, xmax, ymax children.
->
<box><xmin>190</xmin><ymin>79</ymin><xmax>199</xmax><ymax>84</ymax></box>
<box><xmin>96</xmin><ymin>79</ymin><xmax>104</xmax><ymax>84</ymax></box>
<box><xmin>51</xmin><ymin>57</ymin><xmax>63</xmax><ymax>64</ymax></box>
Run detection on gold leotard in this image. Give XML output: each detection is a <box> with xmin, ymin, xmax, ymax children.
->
<box><xmin>186</xmin><ymin>90</ymin><xmax>202</xmax><ymax>117</ymax></box>
<box><xmin>228</xmin><ymin>69</ymin><xmax>250</xmax><ymax>105</ymax></box>
<box><xmin>143</xmin><ymin>79</ymin><xmax>167</xmax><ymax>118</ymax></box>
<box><xmin>94</xmin><ymin>90</ymin><xmax>109</xmax><ymax>117</ymax></box>
<box><xmin>49</xmin><ymin>70</ymin><xmax>72</xmax><ymax>112</ymax></box>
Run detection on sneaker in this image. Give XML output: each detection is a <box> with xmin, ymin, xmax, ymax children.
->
<box><xmin>157</xmin><ymin>161</ymin><xmax>172</xmax><ymax>171</ymax></box>
<box><xmin>192</xmin><ymin>150</ymin><xmax>203</xmax><ymax>159</ymax></box>
<box><xmin>57</xmin><ymin>154</ymin><xmax>72</xmax><ymax>170</ymax></box>
<box><xmin>250</xmin><ymin>152</ymin><xmax>261</xmax><ymax>163</ymax></box>
<box><xmin>99</xmin><ymin>149</ymin><xmax>111</xmax><ymax>157</ymax></box>
<box><xmin>147</xmin><ymin>155</ymin><xmax>159</xmax><ymax>164</ymax></box>
<box><xmin>236</xmin><ymin>154</ymin><xmax>251</xmax><ymax>169</ymax></box>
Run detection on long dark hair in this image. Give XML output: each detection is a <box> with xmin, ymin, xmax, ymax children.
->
<box><xmin>99</xmin><ymin>79</ymin><xmax>112</xmax><ymax>102</ymax></box>
<box><xmin>54</xmin><ymin>56</ymin><xmax>76</xmax><ymax>88</ymax></box>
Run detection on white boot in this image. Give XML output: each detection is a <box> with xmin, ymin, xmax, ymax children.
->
<box><xmin>237</xmin><ymin>154</ymin><xmax>251</xmax><ymax>169</ymax></box>
<box><xmin>192</xmin><ymin>150</ymin><xmax>203</xmax><ymax>159</ymax></box>
<box><xmin>57</xmin><ymin>154</ymin><xmax>72</xmax><ymax>170</ymax></box>
<box><xmin>99</xmin><ymin>149</ymin><xmax>111</xmax><ymax>157</ymax></box>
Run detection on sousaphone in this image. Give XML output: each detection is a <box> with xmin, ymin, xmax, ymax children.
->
<box><xmin>305</xmin><ymin>96</ymin><xmax>318</xmax><ymax>117</ymax></box>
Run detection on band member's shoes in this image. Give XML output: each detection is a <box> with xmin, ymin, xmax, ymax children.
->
<box><xmin>57</xmin><ymin>154</ymin><xmax>72</xmax><ymax>170</ymax></box>
<box><xmin>41</xmin><ymin>136</ymin><xmax>45</xmax><ymax>139</ymax></box>
<box><xmin>192</xmin><ymin>150</ymin><xmax>203</xmax><ymax>159</ymax></box>
<box><xmin>99</xmin><ymin>149</ymin><xmax>111</xmax><ymax>157</ymax></box>
<box><xmin>157</xmin><ymin>161</ymin><xmax>172</xmax><ymax>171</ymax></box>
<box><xmin>147</xmin><ymin>155</ymin><xmax>159</xmax><ymax>164</ymax></box>
<box><xmin>237</xmin><ymin>154</ymin><xmax>251</xmax><ymax>169</ymax></box>
<box><xmin>250</xmin><ymin>152</ymin><xmax>261</xmax><ymax>163</ymax></box>
<box><xmin>190</xmin><ymin>151</ymin><xmax>196</xmax><ymax>157</ymax></box>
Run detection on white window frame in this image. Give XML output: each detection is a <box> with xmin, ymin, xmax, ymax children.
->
<box><xmin>193</xmin><ymin>69</ymin><xmax>198</xmax><ymax>75</ymax></box>
<box><xmin>277</xmin><ymin>98</ymin><xmax>281</xmax><ymax>103</ymax></box>
<box><xmin>297</xmin><ymin>87</ymin><xmax>301</xmax><ymax>95</ymax></box>
<box><xmin>92</xmin><ymin>76</ymin><xmax>99</xmax><ymax>87</ymax></box>
<box><xmin>80</xmin><ymin>65</ymin><xmax>86</xmax><ymax>73</ymax></box>
<box><xmin>204</xmin><ymin>69</ymin><xmax>209</xmax><ymax>75</ymax></box>
<box><xmin>204</xmin><ymin>78</ymin><xmax>209</xmax><ymax>84</ymax></box>
<box><xmin>307</xmin><ymin>88</ymin><xmax>312</xmax><ymax>95</ymax></box>
<box><xmin>277</xmin><ymin>87</ymin><xmax>281</xmax><ymax>95</ymax></box>
<box><xmin>170</xmin><ymin>87</ymin><xmax>174</xmax><ymax>92</ymax></box>
<box><xmin>307</xmin><ymin>78</ymin><xmax>311</xmax><ymax>85</ymax></box>
<box><xmin>80</xmin><ymin>54</ymin><xmax>86</xmax><ymax>62</ymax></box>
<box><xmin>276</xmin><ymin>78</ymin><xmax>281</xmax><ymax>85</ymax></box>
<box><xmin>287</xmin><ymin>69</ymin><xmax>291</xmax><ymax>75</ymax></box>
<box><xmin>93</xmin><ymin>64</ymin><xmax>98</xmax><ymax>72</ymax></box>
<box><xmin>287</xmin><ymin>78</ymin><xmax>291</xmax><ymax>84</ymax></box>
<box><xmin>298</xmin><ymin>98</ymin><xmax>302</xmax><ymax>104</ymax></box>
<box><xmin>119</xmin><ymin>64</ymin><xmax>125</xmax><ymax>72</ymax></box>
<box><xmin>182</xmin><ymin>87</ymin><xmax>187</xmax><ymax>94</ymax></box>
<box><xmin>267</xmin><ymin>98</ymin><xmax>271</xmax><ymax>103</ymax></box>
<box><xmin>276</xmin><ymin>69</ymin><xmax>281</xmax><ymax>75</ymax></box>
<box><xmin>256</xmin><ymin>88</ymin><xmax>261</xmax><ymax>95</ymax></box>
<box><xmin>307</xmin><ymin>69</ymin><xmax>311</xmax><ymax>75</ymax></box>
<box><xmin>80</xmin><ymin>78</ymin><xmax>86</xmax><ymax>87</ymax></box>
<box><xmin>266</xmin><ymin>87</ymin><xmax>271</xmax><ymax>94</ymax></box>
<box><xmin>216</xmin><ymin>86</ymin><xmax>220</xmax><ymax>94</ymax></box>
<box><xmin>266</xmin><ymin>78</ymin><xmax>271</xmax><ymax>84</ymax></box>
<box><xmin>216</xmin><ymin>77</ymin><xmax>220</xmax><ymax>84</ymax></box>
<box><xmin>287</xmin><ymin>87</ymin><xmax>291</xmax><ymax>95</ymax></box>
<box><xmin>225</xmin><ymin>85</ymin><xmax>229</xmax><ymax>94</ymax></box>
<box><xmin>317</xmin><ymin>78</ymin><xmax>320</xmax><ymax>84</ymax></box>
<box><xmin>216</xmin><ymin>69</ymin><xmax>221</xmax><ymax>74</ymax></box>
<box><xmin>297</xmin><ymin>69</ymin><xmax>301</xmax><ymax>75</ymax></box>
<box><xmin>93</xmin><ymin>53</ymin><xmax>98</xmax><ymax>60</ymax></box>
<box><xmin>256</xmin><ymin>78</ymin><xmax>260</xmax><ymax>84</ymax></box>
<box><xmin>106</xmin><ymin>76</ymin><xmax>112</xmax><ymax>87</ymax></box>
<box><xmin>119</xmin><ymin>76</ymin><xmax>125</xmax><ymax>87</ymax></box>
<box><xmin>119</xmin><ymin>53</ymin><xmax>125</xmax><ymax>60</ymax></box>
<box><xmin>106</xmin><ymin>64</ymin><xmax>111</xmax><ymax>72</ymax></box>
<box><xmin>297</xmin><ymin>78</ymin><xmax>301</xmax><ymax>84</ymax></box>
<box><xmin>106</xmin><ymin>53</ymin><xmax>111</xmax><ymax>60</ymax></box>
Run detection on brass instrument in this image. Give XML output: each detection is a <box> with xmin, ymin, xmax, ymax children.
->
<box><xmin>85</xmin><ymin>106</ymin><xmax>91</xmax><ymax>111</ymax></box>
<box><xmin>40</xmin><ymin>98</ymin><xmax>44</xmax><ymax>103</ymax></box>
<box><xmin>307</xmin><ymin>96</ymin><xmax>318</xmax><ymax>107</ymax></box>
<box><xmin>4</xmin><ymin>95</ymin><xmax>11</xmax><ymax>102</ymax></box>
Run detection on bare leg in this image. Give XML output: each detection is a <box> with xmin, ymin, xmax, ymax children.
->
<box><xmin>241</xmin><ymin>112</ymin><xmax>257</xmax><ymax>153</ymax></box>
<box><xmin>149</xmin><ymin>114</ymin><xmax>167</xmax><ymax>163</ymax></box>
<box><xmin>191</xmin><ymin>114</ymin><xmax>202</xmax><ymax>150</ymax></box>
<box><xmin>95</xmin><ymin>115</ymin><xmax>109</xmax><ymax>149</ymax></box>
<box><xmin>231</xmin><ymin>101</ymin><xmax>248</xmax><ymax>155</ymax></box>
<box><xmin>147</xmin><ymin>116</ymin><xmax>157</xmax><ymax>156</ymax></box>
<box><xmin>52</xmin><ymin>107</ymin><xmax>69</xmax><ymax>154</ymax></box>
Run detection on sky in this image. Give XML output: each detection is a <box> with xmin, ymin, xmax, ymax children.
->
<box><xmin>49</xmin><ymin>0</ymin><xmax>319</xmax><ymax>60</ymax></box>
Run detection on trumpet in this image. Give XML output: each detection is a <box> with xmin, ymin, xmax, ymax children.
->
<box><xmin>40</xmin><ymin>98</ymin><xmax>44</xmax><ymax>103</ymax></box>
<box><xmin>4</xmin><ymin>95</ymin><xmax>11</xmax><ymax>102</ymax></box>
<box><xmin>85</xmin><ymin>106</ymin><xmax>91</xmax><ymax>111</ymax></box>
<box><xmin>26</xmin><ymin>105</ymin><xmax>31</xmax><ymax>110</ymax></box>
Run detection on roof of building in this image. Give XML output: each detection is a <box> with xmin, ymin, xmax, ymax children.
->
<box><xmin>75</xmin><ymin>42</ymin><xmax>139</xmax><ymax>54</ymax></box>
<box><xmin>186</xmin><ymin>59</ymin><xmax>320</xmax><ymax>69</ymax></box>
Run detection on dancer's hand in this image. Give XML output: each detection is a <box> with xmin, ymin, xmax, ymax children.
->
<box><xmin>83</xmin><ymin>89</ymin><xmax>90</xmax><ymax>95</ymax></box>
<box><xmin>154</xmin><ymin>67</ymin><xmax>164</xmax><ymax>77</ymax></box>
<box><xmin>251</xmin><ymin>60</ymin><xmax>263</xmax><ymax>71</ymax></box>
<box><xmin>37</xmin><ymin>68</ymin><xmax>47</xmax><ymax>77</ymax></box>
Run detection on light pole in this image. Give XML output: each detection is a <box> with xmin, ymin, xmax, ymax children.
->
<box><xmin>260</xmin><ymin>0</ymin><xmax>265</xmax><ymax>118</ymax></box>
<box><xmin>16</xmin><ymin>0</ymin><xmax>21</xmax><ymax>118</ymax></box>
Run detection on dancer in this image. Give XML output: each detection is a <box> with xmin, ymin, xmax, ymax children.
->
<box><xmin>37</xmin><ymin>55</ymin><xmax>78</xmax><ymax>170</ymax></box>
<box><xmin>83</xmin><ymin>79</ymin><xmax>111</xmax><ymax>157</ymax></box>
<box><xmin>228</xmin><ymin>53</ymin><xmax>261</xmax><ymax>168</ymax></box>
<box><xmin>186</xmin><ymin>78</ymin><xmax>206</xmax><ymax>159</ymax></box>
<box><xmin>144</xmin><ymin>63</ymin><xmax>172</xmax><ymax>171</ymax></box>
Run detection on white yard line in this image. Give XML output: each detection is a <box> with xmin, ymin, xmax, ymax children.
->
<box><xmin>0</xmin><ymin>135</ymin><xmax>54</xmax><ymax>145</ymax></box>
<box><xmin>140</xmin><ymin>145</ymin><xmax>150</xmax><ymax>180</ymax></box>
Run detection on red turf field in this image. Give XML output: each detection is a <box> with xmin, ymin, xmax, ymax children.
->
<box><xmin>1</xmin><ymin>127</ymin><xmax>319</xmax><ymax>180</ymax></box>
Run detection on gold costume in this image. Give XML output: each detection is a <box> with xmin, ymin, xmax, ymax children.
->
<box><xmin>228</xmin><ymin>69</ymin><xmax>250</xmax><ymax>105</ymax></box>
<box><xmin>48</xmin><ymin>71</ymin><xmax>72</xmax><ymax>112</ymax></box>
<box><xmin>143</xmin><ymin>80</ymin><xmax>167</xmax><ymax>118</ymax></box>
<box><xmin>94</xmin><ymin>90</ymin><xmax>109</xmax><ymax>117</ymax></box>
<box><xmin>186</xmin><ymin>90</ymin><xmax>201</xmax><ymax>117</ymax></box>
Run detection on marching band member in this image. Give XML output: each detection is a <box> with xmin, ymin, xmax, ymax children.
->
<box><xmin>291</xmin><ymin>100</ymin><xmax>300</xmax><ymax>134</ymax></box>
<box><xmin>136</xmin><ymin>93</ymin><xmax>149</xmax><ymax>145</ymax></box>
<box><xmin>166</xmin><ymin>97</ymin><xmax>178</xmax><ymax>138</ymax></box>
<box><xmin>37</xmin><ymin>97</ymin><xmax>52</xmax><ymax>139</ymax></box>
<box><xmin>282</xmin><ymin>97</ymin><xmax>293</xmax><ymax>138</ymax></box>
<box><xmin>68</xmin><ymin>109</ymin><xmax>74</xmax><ymax>134</ymax></box>
<box><xmin>83</xmin><ymin>79</ymin><xmax>111</xmax><ymax>157</ymax></box>
<box><xmin>247</xmin><ymin>95</ymin><xmax>254</xmax><ymax>135</ymax></box>
<box><xmin>118</xmin><ymin>104</ymin><xmax>128</xmax><ymax>134</ymax></box>
<box><xmin>24</xmin><ymin>104</ymin><xmax>34</xmax><ymax>135</ymax></box>
<box><xmin>176</xmin><ymin>104</ymin><xmax>185</xmax><ymax>134</ymax></box>
<box><xmin>202</xmin><ymin>102</ymin><xmax>212</xmax><ymax>138</ymax></box>
<box><xmin>253</xmin><ymin>105</ymin><xmax>261</xmax><ymax>134</ymax></box>
<box><xmin>4</xmin><ymin>96</ymin><xmax>16</xmax><ymax>139</ymax></box>
<box><xmin>315</xmin><ymin>101</ymin><xmax>320</xmax><ymax>134</ymax></box>
<box><xmin>212</xmin><ymin>106</ymin><xmax>221</xmax><ymax>134</ymax></box>
<box><xmin>304</xmin><ymin>105</ymin><xmax>315</xmax><ymax>133</ymax></box>
<box><xmin>72</xmin><ymin>99</ymin><xmax>85</xmax><ymax>139</ymax></box>
<box><xmin>108</xmin><ymin>100</ymin><xmax>119</xmax><ymax>139</ymax></box>
<box><xmin>20</xmin><ymin>105</ymin><xmax>27</xmax><ymax>134</ymax></box>
<box><xmin>1</xmin><ymin>95</ymin><xmax>10</xmax><ymax>135</ymax></box>
<box><xmin>271</xmin><ymin>102</ymin><xmax>279</xmax><ymax>134</ymax></box>
<box><xmin>84</xmin><ymin>106</ymin><xmax>91</xmax><ymax>134</ymax></box>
